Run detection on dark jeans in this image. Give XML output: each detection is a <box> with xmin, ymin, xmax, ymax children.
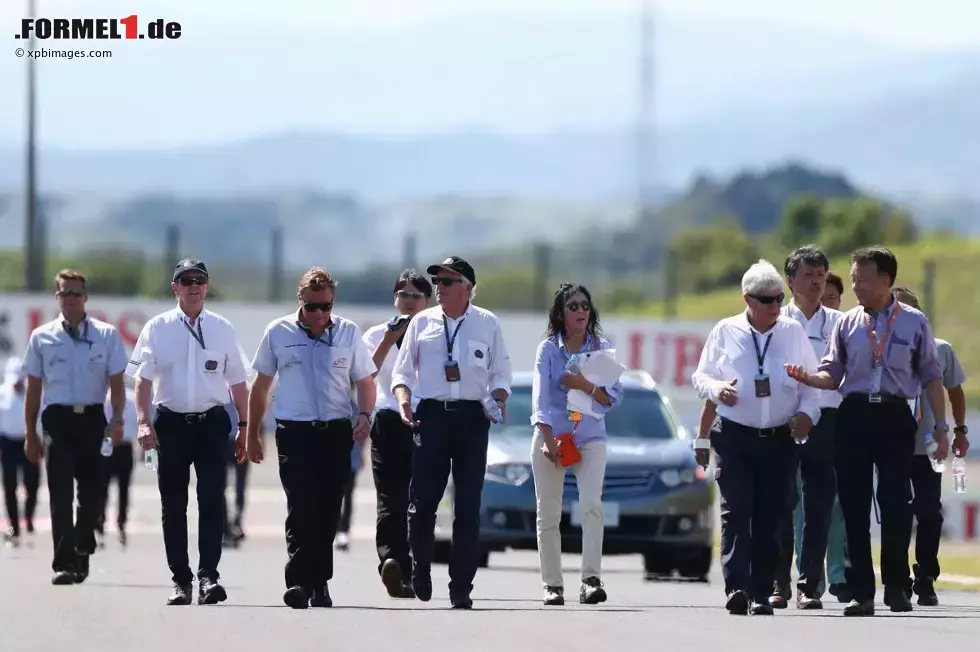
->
<box><xmin>155</xmin><ymin>406</ymin><xmax>230</xmax><ymax>585</ymax></box>
<box><xmin>275</xmin><ymin>419</ymin><xmax>352</xmax><ymax>592</ymax></box>
<box><xmin>775</xmin><ymin>407</ymin><xmax>838</xmax><ymax>596</ymax></box>
<box><xmin>0</xmin><ymin>435</ymin><xmax>40</xmax><ymax>534</ymax></box>
<box><xmin>835</xmin><ymin>394</ymin><xmax>916</xmax><ymax>602</ymax></box>
<box><xmin>223</xmin><ymin>436</ymin><xmax>249</xmax><ymax>526</ymax></box>
<box><xmin>911</xmin><ymin>454</ymin><xmax>943</xmax><ymax>580</ymax></box>
<box><xmin>712</xmin><ymin>418</ymin><xmax>797</xmax><ymax>603</ymax></box>
<box><xmin>409</xmin><ymin>399</ymin><xmax>490</xmax><ymax>595</ymax></box>
<box><xmin>98</xmin><ymin>442</ymin><xmax>134</xmax><ymax>531</ymax></box>
<box><xmin>371</xmin><ymin>408</ymin><xmax>414</xmax><ymax>573</ymax></box>
<box><xmin>40</xmin><ymin>404</ymin><xmax>106</xmax><ymax>573</ymax></box>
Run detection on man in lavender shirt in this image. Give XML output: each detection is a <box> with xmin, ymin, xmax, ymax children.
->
<box><xmin>786</xmin><ymin>246</ymin><xmax>947</xmax><ymax>616</ymax></box>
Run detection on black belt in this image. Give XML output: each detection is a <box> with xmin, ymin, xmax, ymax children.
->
<box><xmin>720</xmin><ymin>417</ymin><xmax>791</xmax><ymax>438</ymax></box>
<box><xmin>845</xmin><ymin>392</ymin><xmax>910</xmax><ymax>404</ymax></box>
<box><xmin>48</xmin><ymin>403</ymin><xmax>102</xmax><ymax>415</ymax></box>
<box><xmin>277</xmin><ymin>418</ymin><xmax>350</xmax><ymax>431</ymax></box>
<box><xmin>157</xmin><ymin>405</ymin><xmax>223</xmax><ymax>424</ymax></box>
<box><xmin>418</xmin><ymin>399</ymin><xmax>482</xmax><ymax>412</ymax></box>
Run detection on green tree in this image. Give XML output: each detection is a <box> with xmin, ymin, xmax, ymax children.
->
<box><xmin>818</xmin><ymin>197</ymin><xmax>886</xmax><ymax>257</ymax></box>
<box><xmin>672</xmin><ymin>216</ymin><xmax>760</xmax><ymax>293</ymax></box>
<box><xmin>882</xmin><ymin>209</ymin><xmax>919</xmax><ymax>245</ymax></box>
<box><xmin>778</xmin><ymin>195</ymin><xmax>824</xmax><ymax>249</ymax></box>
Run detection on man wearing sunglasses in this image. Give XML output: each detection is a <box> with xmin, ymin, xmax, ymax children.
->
<box><xmin>786</xmin><ymin>246</ymin><xmax>946</xmax><ymax>616</ymax></box>
<box><xmin>361</xmin><ymin>270</ymin><xmax>432</xmax><ymax>599</ymax></box>
<box><xmin>391</xmin><ymin>255</ymin><xmax>512</xmax><ymax>609</ymax></box>
<box><xmin>771</xmin><ymin>245</ymin><xmax>846</xmax><ymax>610</ymax></box>
<box><xmin>127</xmin><ymin>259</ymin><xmax>250</xmax><ymax>606</ymax></box>
<box><xmin>22</xmin><ymin>268</ymin><xmax>129</xmax><ymax>585</ymax></box>
<box><xmin>245</xmin><ymin>266</ymin><xmax>377</xmax><ymax>609</ymax></box>
<box><xmin>692</xmin><ymin>259</ymin><xmax>820</xmax><ymax>615</ymax></box>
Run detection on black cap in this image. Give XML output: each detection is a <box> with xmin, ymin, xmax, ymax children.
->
<box><xmin>172</xmin><ymin>258</ymin><xmax>208</xmax><ymax>282</ymax></box>
<box><xmin>426</xmin><ymin>256</ymin><xmax>476</xmax><ymax>285</ymax></box>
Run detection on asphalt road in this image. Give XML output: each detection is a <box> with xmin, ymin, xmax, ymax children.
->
<box><xmin>3</xmin><ymin>460</ymin><xmax>980</xmax><ymax>652</ymax></box>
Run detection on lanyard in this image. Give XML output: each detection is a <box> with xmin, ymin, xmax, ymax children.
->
<box><xmin>443</xmin><ymin>315</ymin><xmax>464</xmax><ymax>362</ymax></box>
<box><xmin>751</xmin><ymin>331</ymin><xmax>772</xmax><ymax>375</ymax></box>
<box><xmin>297</xmin><ymin>320</ymin><xmax>334</xmax><ymax>346</ymax></box>
<box><xmin>64</xmin><ymin>319</ymin><xmax>91</xmax><ymax>346</ymax></box>
<box><xmin>864</xmin><ymin>303</ymin><xmax>900</xmax><ymax>367</ymax></box>
<box><xmin>183</xmin><ymin>318</ymin><xmax>206</xmax><ymax>350</ymax></box>
<box><xmin>808</xmin><ymin>308</ymin><xmax>828</xmax><ymax>342</ymax></box>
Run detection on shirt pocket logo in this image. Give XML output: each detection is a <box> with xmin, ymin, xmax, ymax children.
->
<box><xmin>468</xmin><ymin>341</ymin><xmax>489</xmax><ymax>369</ymax></box>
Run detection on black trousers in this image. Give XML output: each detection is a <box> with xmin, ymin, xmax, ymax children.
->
<box><xmin>275</xmin><ymin>419</ymin><xmax>352</xmax><ymax>592</ymax></box>
<box><xmin>0</xmin><ymin>435</ymin><xmax>40</xmax><ymax>534</ymax></box>
<box><xmin>409</xmin><ymin>399</ymin><xmax>490</xmax><ymax>595</ymax></box>
<box><xmin>371</xmin><ymin>408</ymin><xmax>414</xmax><ymax>573</ymax></box>
<box><xmin>712</xmin><ymin>418</ymin><xmax>797</xmax><ymax>602</ymax></box>
<box><xmin>41</xmin><ymin>404</ymin><xmax>105</xmax><ymax>573</ymax></box>
<box><xmin>911</xmin><ymin>454</ymin><xmax>943</xmax><ymax>580</ymax></box>
<box><xmin>775</xmin><ymin>407</ymin><xmax>838</xmax><ymax>595</ymax></box>
<box><xmin>155</xmin><ymin>405</ymin><xmax>229</xmax><ymax>585</ymax></box>
<box><xmin>223</xmin><ymin>437</ymin><xmax>249</xmax><ymax>526</ymax></box>
<box><xmin>97</xmin><ymin>442</ymin><xmax>134</xmax><ymax>531</ymax></box>
<box><xmin>835</xmin><ymin>394</ymin><xmax>916</xmax><ymax>602</ymax></box>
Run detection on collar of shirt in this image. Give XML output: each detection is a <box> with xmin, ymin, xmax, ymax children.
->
<box><xmin>294</xmin><ymin>311</ymin><xmax>336</xmax><ymax>343</ymax></box>
<box><xmin>556</xmin><ymin>332</ymin><xmax>597</xmax><ymax>358</ymax></box>
<box><xmin>178</xmin><ymin>306</ymin><xmax>207</xmax><ymax>328</ymax></box>
<box><xmin>59</xmin><ymin>313</ymin><xmax>89</xmax><ymax>336</ymax></box>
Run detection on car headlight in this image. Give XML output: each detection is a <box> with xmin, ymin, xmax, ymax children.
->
<box><xmin>485</xmin><ymin>463</ymin><xmax>531</xmax><ymax>486</ymax></box>
<box><xmin>659</xmin><ymin>467</ymin><xmax>698</xmax><ymax>487</ymax></box>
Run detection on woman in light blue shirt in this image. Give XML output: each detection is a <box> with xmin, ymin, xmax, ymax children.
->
<box><xmin>530</xmin><ymin>283</ymin><xmax>623</xmax><ymax>606</ymax></box>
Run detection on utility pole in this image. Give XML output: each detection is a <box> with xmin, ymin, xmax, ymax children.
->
<box><xmin>23</xmin><ymin>0</ymin><xmax>41</xmax><ymax>291</ymax></box>
<box><xmin>270</xmin><ymin>226</ymin><xmax>283</xmax><ymax>302</ymax></box>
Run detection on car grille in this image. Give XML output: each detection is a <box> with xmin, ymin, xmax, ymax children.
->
<box><xmin>563</xmin><ymin>469</ymin><xmax>653</xmax><ymax>497</ymax></box>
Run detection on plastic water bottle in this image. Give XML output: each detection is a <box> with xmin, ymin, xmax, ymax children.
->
<box><xmin>482</xmin><ymin>396</ymin><xmax>503</xmax><ymax>424</ymax></box>
<box><xmin>952</xmin><ymin>457</ymin><xmax>966</xmax><ymax>494</ymax></box>
<box><xmin>145</xmin><ymin>448</ymin><xmax>158</xmax><ymax>472</ymax></box>
<box><xmin>100</xmin><ymin>436</ymin><xmax>113</xmax><ymax>457</ymax></box>
<box><xmin>789</xmin><ymin>416</ymin><xmax>807</xmax><ymax>445</ymax></box>
<box><xmin>924</xmin><ymin>433</ymin><xmax>945</xmax><ymax>473</ymax></box>
<box><xmin>560</xmin><ymin>354</ymin><xmax>581</xmax><ymax>391</ymax></box>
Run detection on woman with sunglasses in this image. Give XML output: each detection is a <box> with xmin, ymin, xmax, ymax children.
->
<box><xmin>530</xmin><ymin>283</ymin><xmax>623</xmax><ymax>606</ymax></box>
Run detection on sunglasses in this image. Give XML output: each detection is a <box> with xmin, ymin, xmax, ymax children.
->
<box><xmin>431</xmin><ymin>277</ymin><xmax>465</xmax><ymax>287</ymax></box>
<box><xmin>565</xmin><ymin>300</ymin><xmax>591</xmax><ymax>312</ymax></box>
<box><xmin>57</xmin><ymin>289</ymin><xmax>85</xmax><ymax>297</ymax></box>
<box><xmin>750</xmin><ymin>293</ymin><xmax>785</xmax><ymax>305</ymax></box>
<box><xmin>178</xmin><ymin>276</ymin><xmax>208</xmax><ymax>286</ymax></box>
<box><xmin>304</xmin><ymin>301</ymin><xmax>333</xmax><ymax>313</ymax></box>
<box><xmin>395</xmin><ymin>290</ymin><xmax>424</xmax><ymax>300</ymax></box>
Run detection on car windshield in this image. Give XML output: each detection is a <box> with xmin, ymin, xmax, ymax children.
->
<box><xmin>497</xmin><ymin>386</ymin><xmax>679</xmax><ymax>440</ymax></box>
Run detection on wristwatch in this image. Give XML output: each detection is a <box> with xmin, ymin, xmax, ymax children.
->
<box><xmin>358</xmin><ymin>411</ymin><xmax>371</xmax><ymax>420</ymax></box>
<box><xmin>237</xmin><ymin>421</ymin><xmax>247</xmax><ymax>428</ymax></box>
<box><xmin>954</xmin><ymin>425</ymin><xmax>969</xmax><ymax>435</ymax></box>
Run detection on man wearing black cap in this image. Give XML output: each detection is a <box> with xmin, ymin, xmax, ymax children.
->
<box><xmin>362</xmin><ymin>269</ymin><xmax>432</xmax><ymax>598</ymax></box>
<box><xmin>391</xmin><ymin>256</ymin><xmax>512</xmax><ymax>608</ymax></box>
<box><xmin>127</xmin><ymin>259</ymin><xmax>250</xmax><ymax>606</ymax></box>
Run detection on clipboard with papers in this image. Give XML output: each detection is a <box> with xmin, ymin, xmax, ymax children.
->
<box><xmin>566</xmin><ymin>348</ymin><xmax>627</xmax><ymax>418</ymax></box>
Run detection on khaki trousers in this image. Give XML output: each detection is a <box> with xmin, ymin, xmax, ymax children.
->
<box><xmin>530</xmin><ymin>428</ymin><xmax>608</xmax><ymax>588</ymax></box>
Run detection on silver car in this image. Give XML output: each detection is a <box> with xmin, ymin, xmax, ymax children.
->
<box><xmin>433</xmin><ymin>370</ymin><xmax>716</xmax><ymax>579</ymax></box>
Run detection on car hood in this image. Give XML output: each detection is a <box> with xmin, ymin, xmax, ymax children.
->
<box><xmin>486</xmin><ymin>428</ymin><xmax>694</xmax><ymax>468</ymax></box>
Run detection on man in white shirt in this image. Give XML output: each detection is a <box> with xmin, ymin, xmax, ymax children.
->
<box><xmin>391</xmin><ymin>256</ymin><xmax>512</xmax><ymax>609</ymax></box>
<box><xmin>0</xmin><ymin>357</ymin><xmax>39</xmax><ymax>548</ymax></box>
<box><xmin>127</xmin><ymin>259</ymin><xmax>249</xmax><ymax>606</ymax></box>
<box><xmin>246</xmin><ymin>267</ymin><xmax>377</xmax><ymax>609</ymax></box>
<box><xmin>771</xmin><ymin>246</ymin><xmax>844</xmax><ymax>610</ymax></box>
<box><xmin>362</xmin><ymin>270</ymin><xmax>432</xmax><ymax>599</ymax></box>
<box><xmin>692</xmin><ymin>259</ymin><xmax>820</xmax><ymax>615</ymax></box>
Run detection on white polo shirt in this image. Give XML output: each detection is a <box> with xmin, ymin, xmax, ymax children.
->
<box><xmin>251</xmin><ymin>312</ymin><xmax>376</xmax><ymax>422</ymax></box>
<box><xmin>390</xmin><ymin>304</ymin><xmax>512</xmax><ymax>402</ymax></box>
<box><xmin>781</xmin><ymin>301</ymin><xmax>843</xmax><ymax>410</ymax></box>
<box><xmin>126</xmin><ymin>306</ymin><xmax>248</xmax><ymax>413</ymax></box>
<box><xmin>363</xmin><ymin>322</ymin><xmax>419</xmax><ymax>413</ymax></box>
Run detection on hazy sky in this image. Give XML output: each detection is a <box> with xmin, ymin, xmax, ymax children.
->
<box><xmin>1</xmin><ymin>0</ymin><xmax>977</xmax><ymax>148</ymax></box>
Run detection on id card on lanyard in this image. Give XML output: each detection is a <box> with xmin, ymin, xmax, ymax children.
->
<box><xmin>443</xmin><ymin>315</ymin><xmax>464</xmax><ymax>382</ymax></box>
<box><xmin>865</xmin><ymin>304</ymin><xmax>900</xmax><ymax>403</ymax></box>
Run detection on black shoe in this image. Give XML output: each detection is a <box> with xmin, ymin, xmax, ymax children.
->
<box><xmin>843</xmin><ymin>599</ymin><xmax>875</xmax><ymax>616</ymax></box>
<box><xmin>725</xmin><ymin>590</ymin><xmax>749</xmax><ymax>615</ymax></box>
<box><xmin>73</xmin><ymin>554</ymin><xmax>90</xmax><ymax>584</ymax></box>
<box><xmin>543</xmin><ymin>586</ymin><xmax>564</xmax><ymax>606</ymax></box>
<box><xmin>580</xmin><ymin>576</ymin><xmax>607</xmax><ymax>604</ymax></box>
<box><xmin>310</xmin><ymin>584</ymin><xmax>332</xmax><ymax>608</ymax></box>
<box><xmin>52</xmin><ymin>571</ymin><xmax>75</xmax><ymax>586</ymax></box>
<box><xmin>167</xmin><ymin>582</ymin><xmax>193</xmax><ymax>605</ymax></box>
<box><xmin>768</xmin><ymin>583</ymin><xmax>790</xmax><ymax>609</ymax></box>
<box><xmin>398</xmin><ymin>582</ymin><xmax>416</xmax><ymax>599</ymax></box>
<box><xmin>883</xmin><ymin>586</ymin><xmax>913</xmax><ymax>613</ymax></box>
<box><xmin>25</xmin><ymin>520</ymin><xmax>34</xmax><ymax>535</ymax></box>
<box><xmin>751</xmin><ymin>600</ymin><xmax>774</xmax><ymax>615</ymax></box>
<box><xmin>828</xmin><ymin>583</ymin><xmax>853</xmax><ymax>603</ymax></box>
<box><xmin>117</xmin><ymin>530</ymin><xmax>127</xmax><ymax>547</ymax></box>
<box><xmin>197</xmin><ymin>577</ymin><xmax>227</xmax><ymax>605</ymax></box>
<box><xmin>283</xmin><ymin>586</ymin><xmax>309</xmax><ymax>609</ymax></box>
<box><xmin>381</xmin><ymin>559</ymin><xmax>407</xmax><ymax>598</ymax></box>
<box><xmin>796</xmin><ymin>590</ymin><xmax>823</xmax><ymax>610</ymax></box>
<box><xmin>450</xmin><ymin>590</ymin><xmax>473</xmax><ymax>609</ymax></box>
<box><xmin>412</xmin><ymin>570</ymin><xmax>433</xmax><ymax>602</ymax></box>
<box><xmin>912</xmin><ymin>565</ymin><xmax>939</xmax><ymax>606</ymax></box>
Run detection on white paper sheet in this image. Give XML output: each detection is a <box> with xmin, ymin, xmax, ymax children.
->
<box><xmin>566</xmin><ymin>349</ymin><xmax>627</xmax><ymax>418</ymax></box>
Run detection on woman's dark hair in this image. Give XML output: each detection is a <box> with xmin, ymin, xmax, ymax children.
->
<box><xmin>546</xmin><ymin>283</ymin><xmax>602</xmax><ymax>338</ymax></box>
<box><xmin>825</xmin><ymin>271</ymin><xmax>844</xmax><ymax>296</ymax></box>
<box><xmin>393</xmin><ymin>268</ymin><xmax>433</xmax><ymax>298</ymax></box>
